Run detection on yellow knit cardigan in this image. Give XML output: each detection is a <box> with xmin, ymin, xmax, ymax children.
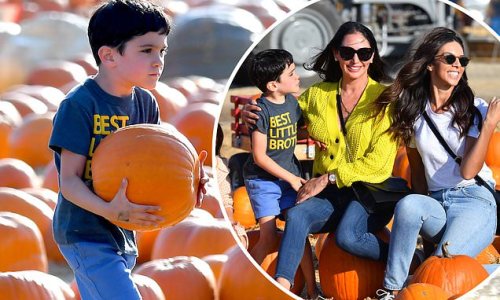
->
<box><xmin>298</xmin><ymin>77</ymin><xmax>397</xmax><ymax>188</ymax></box>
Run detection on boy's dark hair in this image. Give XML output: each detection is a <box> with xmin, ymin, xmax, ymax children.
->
<box><xmin>88</xmin><ymin>0</ymin><xmax>171</xmax><ymax>65</ymax></box>
<box><xmin>247</xmin><ymin>49</ymin><xmax>294</xmax><ymax>92</ymax></box>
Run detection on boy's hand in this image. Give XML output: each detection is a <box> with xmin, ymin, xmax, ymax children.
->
<box><xmin>296</xmin><ymin>174</ymin><xmax>328</xmax><ymax>204</ymax></box>
<box><xmin>108</xmin><ymin>178</ymin><xmax>163</xmax><ymax>227</ymax></box>
<box><xmin>242</xmin><ymin>99</ymin><xmax>261</xmax><ymax>126</ymax></box>
<box><xmin>290</xmin><ymin>176</ymin><xmax>307</xmax><ymax>192</ymax></box>
<box><xmin>197</xmin><ymin>150</ymin><xmax>209</xmax><ymax>208</ymax></box>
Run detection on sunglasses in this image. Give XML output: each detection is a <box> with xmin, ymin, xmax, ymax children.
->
<box><xmin>338</xmin><ymin>46</ymin><xmax>374</xmax><ymax>62</ymax></box>
<box><xmin>435</xmin><ymin>54</ymin><xmax>470</xmax><ymax>67</ymax></box>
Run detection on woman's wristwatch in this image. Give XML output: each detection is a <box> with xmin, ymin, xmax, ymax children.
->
<box><xmin>328</xmin><ymin>173</ymin><xmax>336</xmax><ymax>185</ymax></box>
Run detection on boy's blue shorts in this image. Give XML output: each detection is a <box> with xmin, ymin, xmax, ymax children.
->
<box><xmin>244</xmin><ymin>178</ymin><xmax>297</xmax><ymax>220</ymax></box>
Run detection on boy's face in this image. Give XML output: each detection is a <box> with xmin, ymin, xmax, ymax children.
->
<box><xmin>113</xmin><ymin>32</ymin><xmax>168</xmax><ymax>90</ymax></box>
<box><xmin>276</xmin><ymin>63</ymin><xmax>300</xmax><ymax>94</ymax></box>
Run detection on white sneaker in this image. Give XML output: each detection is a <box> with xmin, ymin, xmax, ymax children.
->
<box><xmin>375</xmin><ymin>289</ymin><xmax>395</xmax><ymax>300</ymax></box>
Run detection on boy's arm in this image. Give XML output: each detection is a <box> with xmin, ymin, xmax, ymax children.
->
<box><xmin>59</xmin><ymin>149</ymin><xmax>163</xmax><ymax>227</ymax></box>
<box><xmin>251</xmin><ymin>130</ymin><xmax>305</xmax><ymax>191</ymax></box>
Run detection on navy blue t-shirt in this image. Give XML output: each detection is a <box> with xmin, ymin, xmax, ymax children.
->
<box><xmin>49</xmin><ymin>78</ymin><xmax>160</xmax><ymax>255</ymax></box>
<box><xmin>243</xmin><ymin>94</ymin><xmax>302</xmax><ymax>181</ymax></box>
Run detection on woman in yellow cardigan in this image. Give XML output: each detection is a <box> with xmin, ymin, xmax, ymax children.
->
<box><xmin>243</xmin><ymin>21</ymin><xmax>397</xmax><ymax>293</ymax></box>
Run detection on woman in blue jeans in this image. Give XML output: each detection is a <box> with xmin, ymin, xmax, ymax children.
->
<box><xmin>243</xmin><ymin>22</ymin><xmax>397</xmax><ymax>293</ymax></box>
<box><xmin>371</xmin><ymin>27</ymin><xmax>499</xmax><ymax>300</ymax></box>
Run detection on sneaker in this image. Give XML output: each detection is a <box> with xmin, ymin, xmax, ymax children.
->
<box><xmin>375</xmin><ymin>289</ymin><xmax>395</xmax><ymax>300</ymax></box>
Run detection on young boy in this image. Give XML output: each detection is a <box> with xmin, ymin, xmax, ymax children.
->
<box><xmin>243</xmin><ymin>49</ymin><xmax>318</xmax><ymax>298</ymax></box>
<box><xmin>49</xmin><ymin>1</ymin><xmax>206</xmax><ymax>299</ymax></box>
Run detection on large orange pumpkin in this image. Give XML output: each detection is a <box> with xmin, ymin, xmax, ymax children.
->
<box><xmin>0</xmin><ymin>187</ymin><xmax>63</xmax><ymax>263</ymax></box>
<box><xmin>218</xmin><ymin>245</ymin><xmax>294</xmax><ymax>300</ymax></box>
<box><xmin>0</xmin><ymin>270</ymin><xmax>75</xmax><ymax>300</ymax></box>
<box><xmin>91</xmin><ymin>123</ymin><xmax>201</xmax><ymax>231</ymax></box>
<box><xmin>21</xmin><ymin>187</ymin><xmax>58</xmax><ymax>210</ymax></box>
<box><xmin>232</xmin><ymin>186</ymin><xmax>257</xmax><ymax>229</ymax></box>
<box><xmin>485</xmin><ymin>131</ymin><xmax>499</xmax><ymax>168</ymax></box>
<box><xmin>395</xmin><ymin>283</ymin><xmax>451</xmax><ymax>300</ymax></box>
<box><xmin>409</xmin><ymin>242</ymin><xmax>489</xmax><ymax>298</ymax></box>
<box><xmin>0</xmin><ymin>158</ymin><xmax>38</xmax><ymax>189</ymax></box>
<box><xmin>318</xmin><ymin>233</ymin><xmax>386</xmax><ymax>300</ymax></box>
<box><xmin>490</xmin><ymin>165</ymin><xmax>500</xmax><ymax>190</ymax></box>
<box><xmin>246</xmin><ymin>229</ymin><xmax>305</xmax><ymax>296</ymax></box>
<box><xmin>0</xmin><ymin>212</ymin><xmax>48</xmax><ymax>272</ymax></box>
<box><xmin>1</xmin><ymin>92</ymin><xmax>48</xmax><ymax>117</ymax></box>
<box><xmin>170</xmin><ymin>102</ymin><xmax>218</xmax><ymax>167</ymax></box>
<box><xmin>8</xmin><ymin>113</ymin><xmax>54</xmax><ymax>168</ymax></box>
<box><xmin>135</xmin><ymin>256</ymin><xmax>217</xmax><ymax>300</ymax></box>
<box><xmin>151</xmin><ymin>217</ymin><xmax>236</xmax><ymax>259</ymax></box>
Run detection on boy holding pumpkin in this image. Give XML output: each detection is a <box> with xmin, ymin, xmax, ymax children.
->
<box><xmin>49</xmin><ymin>1</ymin><xmax>207</xmax><ymax>299</ymax></box>
<box><xmin>243</xmin><ymin>49</ymin><xmax>318</xmax><ymax>298</ymax></box>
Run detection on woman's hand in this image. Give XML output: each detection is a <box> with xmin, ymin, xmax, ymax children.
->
<box><xmin>242</xmin><ymin>99</ymin><xmax>261</xmax><ymax>126</ymax></box>
<box><xmin>109</xmin><ymin>178</ymin><xmax>163</xmax><ymax>227</ymax></box>
<box><xmin>313</xmin><ymin>139</ymin><xmax>328</xmax><ymax>151</ymax></box>
<box><xmin>197</xmin><ymin>150</ymin><xmax>209</xmax><ymax>207</ymax></box>
<box><xmin>485</xmin><ymin>97</ymin><xmax>500</xmax><ymax>127</ymax></box>
<box><xmin>296</xmin><ymin>174</ymin><xmax>329</xmax><ymax>204</ymax></box>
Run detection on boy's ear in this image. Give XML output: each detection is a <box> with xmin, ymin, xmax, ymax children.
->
<box><xmin>98</xmin><ymin>46</ymin><xmax>115</xmax><ymax>65</ymax></box>
<box><xmin>266</xmin><ymin>81</ymin><xmax>278</xmax><ymax>92</ymax></box>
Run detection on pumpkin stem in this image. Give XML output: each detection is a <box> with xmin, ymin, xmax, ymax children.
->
<box><xmin>442</xmin><ymin>241</ymin><xmax>452</xmax><ymax>258</ymax></box>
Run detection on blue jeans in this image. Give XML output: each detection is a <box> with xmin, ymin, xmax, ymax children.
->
<box><xmin>384</xmin><ymin>183</ymin><xmax>497</xmax><ymax>290</ymax></box>
<box><xmin>59</xmin><ymin>242</ymin><xmax>140</xmax><ymax>300</ymax></box>
<box><xmin>275</xmin><ymin>185</ymin><xmax>350</xmax><ymax>284</ymax></box>
<box><xmin>335</xmin><ymin>200</ymin><xmax>392</xmax><ymax>261</ymax></box>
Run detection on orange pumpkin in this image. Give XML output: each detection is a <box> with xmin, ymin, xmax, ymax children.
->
<box><xmin>392</xmin><ymin>146</ymin><xmax>411</xmax><ymax>186</ymax></box>
<box><xmin>1</xmin><ymin>92</ymin><xmax>48</xmax><ymax>117</ymax></box>
<box><xmin>0</xmin><ymin>158</ymin><xmax>38</xmax><ymax>189</ymax></box>
<box><xmin>318</xmin><ymin>233</ymin><xmax>386</xmax><ymax>300</ymax></box>
<box><xmin>314</xmin><ymin>233</ymin><xmax>329</xmax><ymax>259</ymax></box>
<box><xmin>150</xmin><ymin>81</ymin><xmax>187</xmax><ymax>122</ymax></box>
<box><xmin>21</xmin><ymin>187</ymin><xmax>58</xmax><ymax>210</ymax></box>
<box><xmin>218</xmin><ymin>245</ymin><xmax>294</xmax><ymax>300</ymax></box>
<box><xmin>0</xmin><ymin>212</ymin><xmax>48</xmax><ymax>272</ymax></box>
<box><xmin>0</xmin><ymin>119</ymin><xmax>14</xmax><ymax>159</ymax></box>
<box><xmin>151</xmin><ymin>217</ymin><xmax>236</xmax><ymax>259</ymax></box>
<box><xmin>199</xmin><ymin>183</ymin><xmax>223</xmax><ymax>217</ymax></box>
<box><xmin>201</xmin><ymin>254</ymin><xmax>228</xmax><ymax>282</ymax></box>
<box><xmin>170</xmin><ymin>102</ymin><xmax>218</xmax><ymax>167</ymax></box>
<box><xmin>91</xmin><ymin>124</ymin><xmax>201</xmax><ymax>231</ymax></box>
<box><xmin>136</xmin><ymin>229</ymin><xmax>161</xmax><ymax>264</ymax></box>
<box><xmin>395</xmin><ymin>283</ymin><xmax>451</xmax><ymax>300</ymax></box>
<box><xmin>409</xmin><ymin>242</ymin><xmax>489</xmax><ymax>298</ymax></box>
<box><xmin>232</xmin><ymin>186</ymin><xmax>257</xmax><ymax>229</ymax></box>
<box><xmin>41</xmin><ymin>159</ymin><xmax>59</xmax><ymax>193</ymax></box>
<box><xmin>167</xmin><ymin>77</ymin><xmax>199</xmax><ymax>99</ymax></box>
<box><xmin>135</xmin><ymin>256</ymin><xmax>217</xmax><ymax>300</ymax></box>
<box><xmin>0</xmin><ymin>270</ymin><xmax>75</xmax><ymax>300</ymax></box>
<box><xmin>475</xmin><ymin>244</ymin><xmax>500</xmax><ymax>264</ymax></box>
<box><xmin>8</xmin><ymin>113</ymin><xmax>54</xmax><ymax>168</ymax></box>
<box><xmin>490</xmin><ymin>165</ymin><xmax>500</xmax><ymax>191</ymax></box>
<box><xmin>0</xmin><ymin>187</ymin><xmax>63</xmax><ymax>263</ymax></box>
<box><xmin>246</xmin><ymin>229</ymin><xmax>305</xmax><ymax>296</ymax></box>
<box><xmin>8</xmin><ymin>84</ymin><xmax>64</xmax><ymax>112</ymax></box>
<box><xmin>26</xmin><ymin>61</ymin><xmax>87</xmax><ymax>90</ymax></box>
<box><xmin>131</xmin><ymin>274</ymin><xmax>166</xmax><ymax>300</ymax></box>
<box><xmin>485</xmin><ymin>131</ymin><xmax>499</xmax><ymax>168</ymax></box>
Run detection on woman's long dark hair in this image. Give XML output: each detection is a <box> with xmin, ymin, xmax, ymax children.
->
<box><xmin>304</xmin><ymin>21</ymin><xmax>389</xmax><ymax>83</ymax></box>
<box><xmin>375</xmin><ymin>27</ymin><xmax>480</xmax><ymax>145</ymax></box>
